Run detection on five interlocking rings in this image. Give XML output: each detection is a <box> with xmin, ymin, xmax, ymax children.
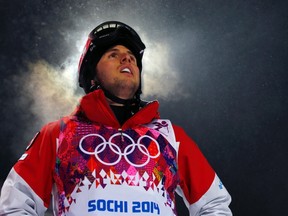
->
<box><xmin>79</xmin><ymin>133</ymin><xmax>160</xmax><ymax>167</ymax></box>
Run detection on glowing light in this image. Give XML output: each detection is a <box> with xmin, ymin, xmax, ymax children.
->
<box><xmin>19</xmin><ymin>25</ymin><xmax>187</xmax><ymax>125</ymax></box>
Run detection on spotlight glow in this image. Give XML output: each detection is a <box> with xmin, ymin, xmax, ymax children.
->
<box><xmin>20</xmin><ymin>25</ymin><xmax>187</xmax><ymax>126</ymax></box>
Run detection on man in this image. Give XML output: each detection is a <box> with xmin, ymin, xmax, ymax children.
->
<box><xmin>0</xmin><ymin>21</ymin><xmax>232</xmax><ymax>215</ymax></box>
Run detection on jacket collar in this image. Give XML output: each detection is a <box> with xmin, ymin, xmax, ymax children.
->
<box><xmin>73</xmin><ymin>89</ymin><xmax>160</xmax><ymax>129</ymax></box>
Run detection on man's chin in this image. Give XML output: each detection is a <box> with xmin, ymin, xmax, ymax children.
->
<box><xmin>106</xmin><ymin>85</ymin><xmax>138</xmax><ymax>99</ymax></box>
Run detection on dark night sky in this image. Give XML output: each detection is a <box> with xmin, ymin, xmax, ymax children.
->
<box><xmin>0</xmin><ymin>0</ymin><xmax>287</xmax><ymax>215</ymax></box>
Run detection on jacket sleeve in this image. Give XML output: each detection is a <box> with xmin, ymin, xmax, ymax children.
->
<box><xmin>0</xmin><ymin>121</ymin><xmax>60</xmax><ymax>216</ymax></box>
<box><xmin>173</xmin><ymin>125</ymin><xmax>232</xmax><ymax>216</ymax></box>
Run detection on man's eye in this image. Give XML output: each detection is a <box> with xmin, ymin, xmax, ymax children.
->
<box><xmin>109</xmin><ymin>53</ymin><xmax>118</xmax><ymax>58</ymax></box>
<box><xmin>130</xmin><ymin>55</ymin><xmax>136</xmax><ymax>62</ymax></box>
<box><xmin>131</xmin><ymin>55</ymin><xmax>136</xmax><ymax>61</ymax></box>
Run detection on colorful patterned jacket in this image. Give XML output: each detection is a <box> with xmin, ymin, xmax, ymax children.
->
<box><xmin>0</xmin><ymin>89</ymin><xmax>232</xmax><ymax>215</ymax></box>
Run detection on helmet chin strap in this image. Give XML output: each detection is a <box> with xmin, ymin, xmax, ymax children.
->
<box><xmin>93</xmin><ymin>85</ymin><xmax>138</xmax><ymax>106</ymax></box>
<box><xmin>90</xmin><ymin>76</ymin><xmax>141</xmax><ymax>106</ymax></box>
<box><xmin>103</xmin><ymin>87</ymin><xmax>138</xmax><ymax>106</ymax></box>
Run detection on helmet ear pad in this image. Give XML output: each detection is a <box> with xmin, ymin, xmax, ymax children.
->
<box><xmin>78</xmin><ymin>46</ymin><xmax>105</xmax><ymax>94</ymax></box>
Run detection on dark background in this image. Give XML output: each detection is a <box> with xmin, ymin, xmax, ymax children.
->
<box><xmin>1</xmin><ymin>0</ymin><xmax>287</xmax><ymax>215</ymax></box>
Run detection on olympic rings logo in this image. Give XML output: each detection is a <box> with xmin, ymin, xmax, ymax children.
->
<box><xmin>79</xmin><ymin>133</ymin><xmax>160</xmax><ymax>167</ymax></box>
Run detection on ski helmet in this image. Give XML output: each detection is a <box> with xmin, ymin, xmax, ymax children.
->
<box><xmin>78</xmin><ymin>21</ymin><xmax>146</xmax><ymax>98</ymax></box>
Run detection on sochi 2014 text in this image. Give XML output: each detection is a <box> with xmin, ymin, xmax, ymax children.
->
<box><xmin>88</xmin><ymin>199</ymin><xmax>160</xmax><ymax>214</ymax></box>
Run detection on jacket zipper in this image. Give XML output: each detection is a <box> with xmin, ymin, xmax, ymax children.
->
<box><xmin>116</xmin><ymin>101</ymin><xmax>158</xmax><ymax>142</ymax></box>
<box><xmin>118</xmin><ymin>128</ymin><xmax>124</xmax><ymax>142</ymax></box>
<box><xmin>121</xmin><ymin>100</ymin><xmax>158</xmax><ymax>130</ymax></box>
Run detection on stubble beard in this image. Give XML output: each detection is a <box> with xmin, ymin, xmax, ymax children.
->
<box><xmin>105</xmin><ymin>77</ymin><xmax>138</xmax><ymax>99</ymax></box>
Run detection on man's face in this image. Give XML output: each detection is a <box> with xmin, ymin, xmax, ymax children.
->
<box><xmin>95</xmin><ymin>45</ymin><xmax>140</xmax><ymax>100</ymax></box>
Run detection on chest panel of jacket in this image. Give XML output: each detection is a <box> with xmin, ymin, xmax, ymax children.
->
<box><xmin>54</xmin><ymin>117</ymin><xmax>179</xmax><ymax>214</ymax></box>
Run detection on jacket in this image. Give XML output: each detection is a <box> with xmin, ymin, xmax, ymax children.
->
<box><xmin>0</xmin><ymin>89</ymin><xmax>232</xmax><ymax>215</ymax></box>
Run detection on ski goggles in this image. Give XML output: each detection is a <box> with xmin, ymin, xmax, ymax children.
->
<box><xmin>88</xmin><ymin>21</ymin><xmax>146</xmax><ymax>56</ymax></box>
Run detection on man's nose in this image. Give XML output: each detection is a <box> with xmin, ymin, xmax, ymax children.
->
<box><xmin>120</xmin><ymin>53</ymin><xmax>132</xmax><ymax>63</ymax></box>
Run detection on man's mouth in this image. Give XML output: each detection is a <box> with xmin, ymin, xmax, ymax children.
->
<box><xmin>121</xmin><ymin>67</ymin><xmax>132</xmax><ymax>74</ymax></box>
